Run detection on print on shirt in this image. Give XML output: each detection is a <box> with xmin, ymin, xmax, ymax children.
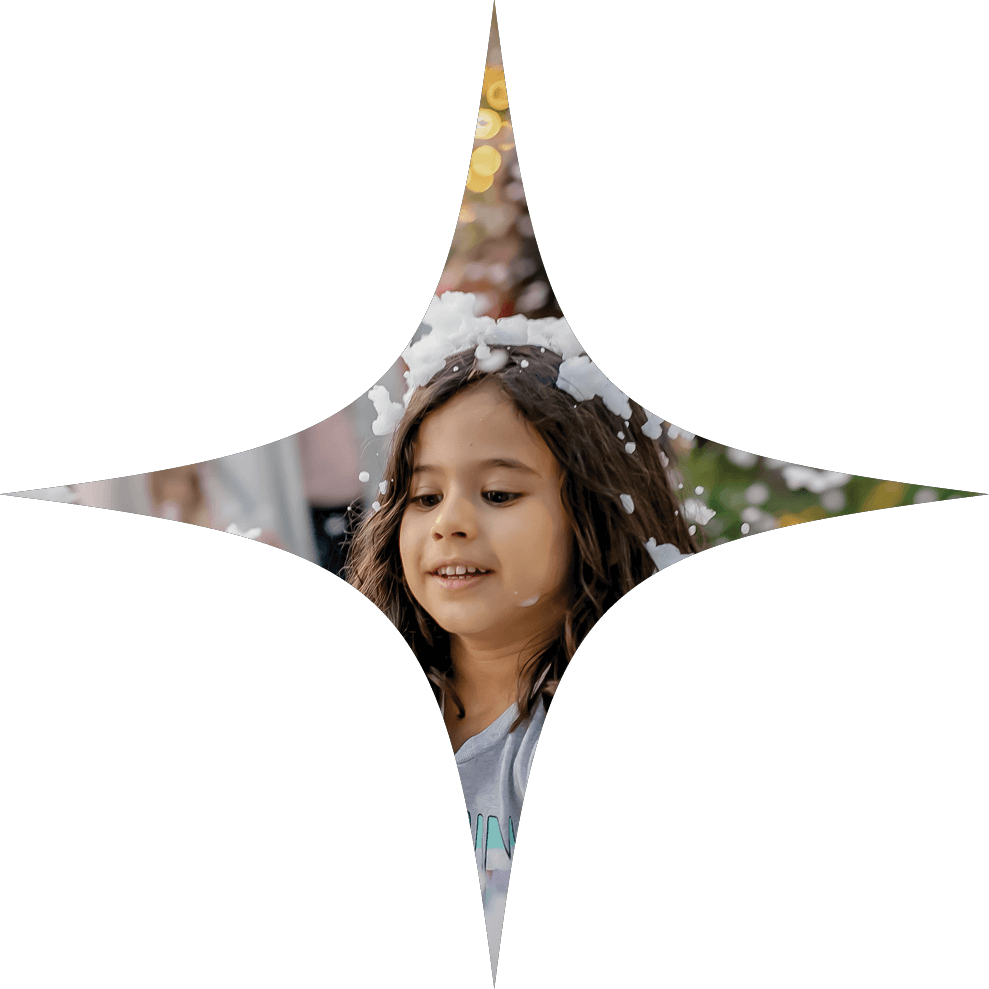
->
<box><xmin>467</xmin><ymin>811</ymin><xmax>515</xmax><ymax>872</ymax></box>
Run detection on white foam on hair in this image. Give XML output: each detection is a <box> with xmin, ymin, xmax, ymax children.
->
<box><xmin>364</xmin><ymin>295</ymin><xmax>698</xmax><ymax>488</ymax></box>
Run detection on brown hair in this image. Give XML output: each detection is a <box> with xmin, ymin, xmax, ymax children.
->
<box><xmin>346</xmin><ymin>344</ymin><xmax>696</xmax><ymax>731</ymax></box>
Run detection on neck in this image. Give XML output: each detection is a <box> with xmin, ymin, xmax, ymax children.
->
<box><xmin>450</xmin><ymin>642</ymin><xmax>545</xmax><ymax>717</ymax></box>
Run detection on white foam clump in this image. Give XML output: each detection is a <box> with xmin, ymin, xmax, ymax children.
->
<box><xmin>226</xmin><ymin>523</ymin><xmax>262</xmax><ymax>539</ymax></box>
<box><xmin>557</xmin><ymin>356</ymin><xmax>633</xmax><ymax>419</ymax></box>
<box><xmin>358</xmin><ymin>470</ymin><xmax>370</xmax><ymax>483</ymax></box>
<box><xmin>644</xmin><ymin>537</ymin><xmax>689</xmax><ymax>573</ymax></box>
<box><xmin>781</xmin><ymin>465</ymin><xmax>852</xmax><ymax>494</ymax></box>
<box><xmin>399</xmin><ymin>292</ymin><xmax>583</xmax><ymax>405</ymax></box>
<box><xmin>683</xmin><ymin>498</ymin><xmax>717</xmax><ymax>525</ymax></box>
<box><xmin>519</xmin><ymin>595</ymin><xmax>540</xmax><ymax>607</ymax></box>
<box><xmin>625</xmin><ymin>442</ymin><xmax>636</xmax><ymax>454</ymax></box>
<box><xmin>370</xmin><ymin>291</ymin><xmax>634</xmax><ymax>432</ymax></box>
<box><xmin>379</xmin><ymin>480</ymin><xmax>389</xmax><ymax>496</ymax></box>
<box><xmin>372</xmin><ymin>501</ymin><xmax>381</xmax><ymax>512</ymax></box>
<box><xmin>641</xmin><ymin>414</ymin><xmax>664</xmax><ymax>439</ymax></box>
<box><xmin>367</xmin><ymin>385</ymin><xmax>405</xmax><ymax>437</ymax></box>
<box><xmin>620</xmin><ymin>494</ymin><xmax>694</xmax><ymax>577</ymax></box>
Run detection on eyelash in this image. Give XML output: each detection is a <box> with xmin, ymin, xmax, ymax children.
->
<box><xmin>410</xmin><ymin>491</ymin><xmax>520</xmax><ymax>508</ymax></box>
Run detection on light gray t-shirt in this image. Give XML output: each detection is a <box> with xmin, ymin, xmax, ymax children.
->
<box><xmin>455</xmin><ymin>698</ymin><xmax>547</xmax><ymax>980</ymax></box>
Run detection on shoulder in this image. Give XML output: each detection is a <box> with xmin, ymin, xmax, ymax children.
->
<box><xmin>514</xmin><ymin>700</ymin><xmax>548</xmax><ymax>796</ymax></box>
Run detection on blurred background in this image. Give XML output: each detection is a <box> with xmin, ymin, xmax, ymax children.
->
<box><xmin>8</xmin><ymin>10</ymin><xmax>976</xmax><ymax>573</ymax></box>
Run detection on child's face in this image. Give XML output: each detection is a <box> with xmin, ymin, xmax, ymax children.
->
<box><xmin>399</xmin><ymin>379</ymin><xmax>573</xmax><ymax>651</ymax></box>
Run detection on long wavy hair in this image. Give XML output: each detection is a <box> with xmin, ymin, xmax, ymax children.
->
<box><xmin>346</xmin><ymin>343</ymin><xmax>696</xmax><ymax>731</ymax></box>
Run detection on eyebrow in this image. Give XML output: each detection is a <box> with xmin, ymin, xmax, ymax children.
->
<box><xmin>412</xmin><ymin>457</ymin><xmax>539</xmax><ymax>477</ymax></box>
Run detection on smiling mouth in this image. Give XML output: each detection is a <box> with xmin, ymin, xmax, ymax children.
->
<box><xmin>429</xmin><ymin>570</ymin><xmax>492</xmax><ymax>590</ymax></box>
<box><xmin>427</xmin><ymin>564</ymin><xmax>494</xmax><ymax>577</ymax></box>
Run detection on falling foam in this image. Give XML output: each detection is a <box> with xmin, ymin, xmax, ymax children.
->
<box><xmin>372</xmin><ymin>501</ymin><xmax>381</xmax><ymax>512</ymax></box>
<box><xmin>620</xmin><ymin>493</ymin><xmax>634</xmax><ymax>514</ymax></box>
<box><xmin>379</xmin><ymin>480</ymin><xmax>389</xmax><ymax>496</ymax></box>
<box><xmin>643</xmin><ymin>537</ymin><xmax>689</xmax><ymax>573</ymax></box>
<box><xmin>520</xmin><ymin>595</ymin><xmax>540</xmax><ymax>607</ymax></box>
<box><xmin>225</xmin><ymin>522</ymin><xmax>261</xmax><ymax>539</ymax></box>
<box><xmin>358</xmin><ymin>471</ymin><xmax>370</xmax><ymax>483</ymax></box>
<box><xmin>374</xmin><ymin>293</ymin><xmax>634</xmax><ymax>432</ymax></box>
<box><xmin>360</xmin><ymin>292</ymin><xmax>693</xmax><ymax>564</ymax></box>
<box><xmin>475</xmin><ymin>342</ymin><xmax>511</xmax><ymax>373</ymax></box>
<box><xmin>683</xmin><ymin>498</ymin><xmax>716</xmax><ymax>526</ymax></box>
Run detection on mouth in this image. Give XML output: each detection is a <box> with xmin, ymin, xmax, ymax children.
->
<box><xmin>428</xmin><ymin>564</ymin><xmax>494</xmax><ymax>590</ymax></box>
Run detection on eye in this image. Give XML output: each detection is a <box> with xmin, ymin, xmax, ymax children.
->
<box><xmin>410</xmin><ymin>493</ymin><xmax>442</xmax><ymax>509</ymax></box>
<box><xmin>483</xmin><ymin>490</ymin><xmax>521</xmax><ymax>505</ymax></box>
<box><xmin>409</xmin><ymin>491</ymin><xmax>522</xmax><ymax>509</ymax></box>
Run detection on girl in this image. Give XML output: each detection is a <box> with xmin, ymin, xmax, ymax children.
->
<box><xmin>347</xmin><ymin>302</ymin><xmax>695</xmax><ymax>979</ymax></box>
<box><xmin>341</xmin><ymin>332</ymin><xmax>698</xmax><ymax>733</ymax></box>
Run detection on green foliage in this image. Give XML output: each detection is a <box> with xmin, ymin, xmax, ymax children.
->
<box><xmin>677</xmin><ymin>439</ymin><xmax>977</xmax><ymax>550</ymax></box>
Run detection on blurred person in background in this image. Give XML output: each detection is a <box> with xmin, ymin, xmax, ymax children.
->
<box><xmin>295</xmin><ymin>353</ymin><xmax>413</xmax><ymax>577</ymax></box>
<box><xmin>70</xmin><ymin>438</ymin><xmax>314</xmax><ymax>558</ymax></box>
<box><xmin>147</xmin><ymin>461</ymin><xmax>288</xmax><ymax>550</ymax></box>
<box><xmin>297</xmin><ymin>410</ymin><xmax>365</xmax><ymax>576</ymax></box>
<box><xmin>150</xmin><ymin>463</ymin><xmax>286</xmax><ymax>550</ymax></box>
<box><xmin>204</xmin><ymin>438</ymin><xmax>315</xmax><ymax>559</ymax></box>
<box><xmin>68</xmin><ymin>357</ymin><xmax>414</xmax><ymax>577</ymax></box>
<box><xmin>148</xmin><ymin>465</ymin><xmax>210</xmax><ymax>526</ymax></box>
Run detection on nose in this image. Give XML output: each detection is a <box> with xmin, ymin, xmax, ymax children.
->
<box><xmin>433</xmin><ymin>491</ymin><xmax>476</xmax><ymax>537</ymax></box>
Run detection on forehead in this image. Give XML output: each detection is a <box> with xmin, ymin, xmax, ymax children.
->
<box><xmin>414</xmin><ymin>380</ymin><xmax>558</xmax><ymax>475</ymax></box>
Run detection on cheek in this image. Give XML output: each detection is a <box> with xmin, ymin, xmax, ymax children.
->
<box><xmin>516</xmin><ymin>502</ymin><xmax>574</xmax><ymax>589</ymax></box>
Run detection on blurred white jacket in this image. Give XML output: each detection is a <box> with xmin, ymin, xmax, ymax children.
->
<box><xmin>66</xmin><ymin>436</ymin><xmax>316</xmax><ymax>563</ymax></box>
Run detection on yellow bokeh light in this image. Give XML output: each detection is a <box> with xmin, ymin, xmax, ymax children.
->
<box><xmin>476</xmin><ymin>108</ymin><xmax>501</xmax><ymax>140</ymax></box>
<box><xmin>482</xmin><ymin>66</ymin><xmax>505</xmax><ymax>98</ymax></box>
<box><xmin>486</xmin><ymin>79</ymin><xmax>509</xmax><ymax>111</ymax></box>
<box><xmin>466</xmin><ymin>169</ymin><xmax>494</xmax><ymax>193</ymax></box>
<box><xmin>778</xmin><ymin>506</ymin><xmax>827</xmax><ymax>528</ymax></box>
<box><xmin>458</xmin><ymin>203</ymin><xmax>476</xmax><ymax>224</ymax></box>
<box><xmin>470</xmin><ymin>145</ymin><xmax>502</xmax><ymax>177</ymax></box>
<box><xmin>862</xmin><ymin>480</ymin><xmax>905</xmax><ymax>512</ymax></box>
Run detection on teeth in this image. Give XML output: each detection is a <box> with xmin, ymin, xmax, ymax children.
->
<box><xmin>435</xmin><ymin>565</ymin><xmax>490</xmax><ymax>576</ymax></box>
<box><xmin>467</xmin><ymin>566</ymin><xmax>476</xmax><ymax>573</ymax></box>
<box><xmin>456</xmin><ymin>565</ymin><xmax>466</xmax><ymax>575</ymax></box>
